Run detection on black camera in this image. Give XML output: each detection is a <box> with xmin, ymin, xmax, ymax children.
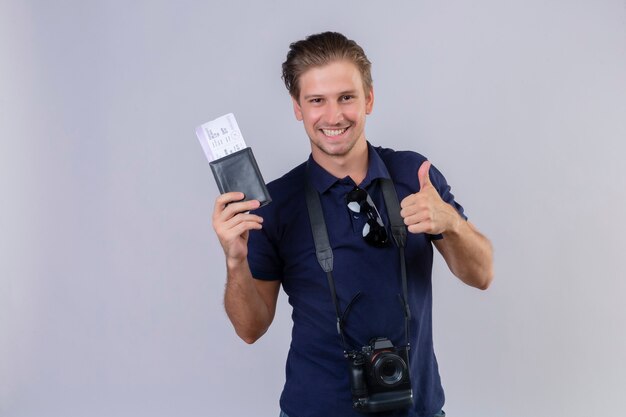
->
<box><xmin>347</xmin><ymin>337</ymin><xmax>413</xmax><ymax>413</ymax></box>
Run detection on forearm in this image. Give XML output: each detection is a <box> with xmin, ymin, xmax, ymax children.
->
<box><xmin>437</xmin><ymin>216</ymin><xmax>494</xmax><ymax>290</ymax></box>
<box><xmin>398</xmin><ymin>160</ymin><xmax>493</xmax><ymax>289</ymax></box>
<box><xmin>223</xmin><ymin>258</ymin><xmax>275</xmax><ymax>344</ymax></box>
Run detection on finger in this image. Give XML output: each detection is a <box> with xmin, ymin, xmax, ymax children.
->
<box><xmin>400</xmin><ymin>192</ymin><xmax>419</xmax><ymax>210</ymax></box>
<box><xmin>223</xmin><ymin>212</ymin><xmax>264</xmax><ymax>229</ymax></box>
<box><xmin>402</xmin><ymin>210</ymin><xmax>430</xmax><ymax>228</ymax></box>
<box><xmin>418</xmin><ymin>160</ymin><xmax>432</xmax><ymax>190</ymax></box>
<box><xmin>231</xmin><ymin>220</ymin><xmax>263</xmax><ymax>235</ymax></box>
<box><xmin>215</xmin><ymin>192</ymin><xmax>245</xmax><ymax>207</ymax></box>
<box><xmin>224</xmin><ymin>199</ymin><xmax>261</xmax><ymax>217</ymax></box>
<box><xmin>217</xmin><ymin>199</ymin><xmax>261</xmax><ymax>222</ymax></box>
<box><xmin>407</xmin><ymin>221</ymin><xmax>431</xmax><ymax>235</ymax></box>
<box><xmin>400</xmin><ymin>192</ymin><xmax>427</xmax><ymax>213</ymax></box>
<box><xmin>216</xmin><ymin>211</ymin><xmax>263</xmax><ymax>234</ymax></box>
<box><xmin>400</xmin><ymin>204</ymin><xmax>416</xmax><ymax>219</ymax></box>
<box><xmin>214</xmin><ymin>192</ymin><xmax>245</xmax><ymax>218</ymax></box>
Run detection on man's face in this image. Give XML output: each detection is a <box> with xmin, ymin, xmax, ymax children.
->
<box><xmin>292</xmin><ymin>60</ymin><xmax>374</xmax><ymax>162</ymax></box>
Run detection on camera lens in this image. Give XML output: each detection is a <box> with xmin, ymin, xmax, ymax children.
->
<box><xmin>373</xmin><ymin>353</ymin><xmax>406</xmax><ymax>386</ymax></box>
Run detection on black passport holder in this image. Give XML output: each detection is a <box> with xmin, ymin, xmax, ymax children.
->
<box><xmin>209</xmin><ymin>147</ymin><xmax>272</xmax><ymax>207</ymax></box>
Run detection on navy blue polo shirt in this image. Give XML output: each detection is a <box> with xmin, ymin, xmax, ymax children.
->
<box><xmin>248</xmin><ymin>143</ymin><xmax>466</xmax><ymax>417</ymax></box>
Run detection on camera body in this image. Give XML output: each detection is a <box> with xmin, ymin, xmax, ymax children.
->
<box><xmin>347</xmin><ymin>337</ymin><xmax>413</xmax><ymax>413</ymax></box>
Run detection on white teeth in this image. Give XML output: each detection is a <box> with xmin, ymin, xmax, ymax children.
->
<box><xmin>322</xmin><ymin>128</ymin><xmax>347</xmax><ymax>136</ymax></box>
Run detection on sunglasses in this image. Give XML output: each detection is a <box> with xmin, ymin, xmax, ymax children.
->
<box><xmin>346</xmin><ymin>187</ymin><xmax>389</xmax><ymax>247</ymax></box>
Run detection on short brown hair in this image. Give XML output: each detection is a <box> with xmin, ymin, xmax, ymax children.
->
<box><xmin>281</xmin><ymin>32</ymin><xmax>373</xmax><ymax>100</ymax></box>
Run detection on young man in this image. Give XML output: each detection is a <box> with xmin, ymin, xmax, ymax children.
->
<box><xmin>213</xmin><ymin>32</ymin><xmax>493</xmax><ymax>417</ymax></box>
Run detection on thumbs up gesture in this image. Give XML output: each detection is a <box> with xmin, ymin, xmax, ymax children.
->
<box><xmin>400</xmin><ymin>161</ymin><xmax>461</xmax><ymax>235</ymax></box>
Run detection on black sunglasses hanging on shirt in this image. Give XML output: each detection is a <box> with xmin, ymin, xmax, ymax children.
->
<box><xmin>346</xmin><ymin>186</ymin><xmax>389</xmax><ymax>247</ymax></box>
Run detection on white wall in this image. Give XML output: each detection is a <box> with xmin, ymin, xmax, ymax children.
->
<box><xmin>1</xmin><ymin>1</ymin><xmax>625</xmax><ymax>416</ymax></box>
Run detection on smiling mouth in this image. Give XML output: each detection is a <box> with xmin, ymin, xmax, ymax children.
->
<box><xmin>321</xmin><ymin>127</ymin><xmax>348</xmax><ymax>137</ymax></box>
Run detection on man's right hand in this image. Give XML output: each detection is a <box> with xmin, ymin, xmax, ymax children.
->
<box><xmin>213</xmin><ymin>192</ymin><xmax>278</xmax><ymax>344</ymax></box>
<box><xmin>212</xmin><ymin>192</ymin><xmax>264</xmax><ymax>264</ymax></box>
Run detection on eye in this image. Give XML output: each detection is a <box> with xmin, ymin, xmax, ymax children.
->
<box><xmin>309</xmin><ymin>98</ymin><xmax>323</xmax><ymax>104</ymax></box>
<box><xmin>340</xmin><ymin>95</ymin><xmax>354</xmax><ymax>102</ymax></box>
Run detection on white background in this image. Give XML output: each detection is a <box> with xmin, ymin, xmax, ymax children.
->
<box><xmin>1</xmin><ymin>1</ymin><xmax>625</xmax><ymax>416</ymax></box>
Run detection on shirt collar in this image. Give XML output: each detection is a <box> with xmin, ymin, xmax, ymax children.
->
<box><xmin>306</xmin><ymin>142</ymin><xmax>391</xmax><ymax>193</ymax></box>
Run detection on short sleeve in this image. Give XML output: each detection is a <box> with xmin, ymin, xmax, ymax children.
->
<box><xmin>247</xmin><ymin>207</ymin><xmax>283</xmax><ymax>281</ymax></box>
<box><xmin>429</xmin><ymin>163</ymin><xmax>467</xmax><ymax>240</ymax></box>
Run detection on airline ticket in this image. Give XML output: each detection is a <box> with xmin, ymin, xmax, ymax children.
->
<box><xmin>196</xmin><ymin>113</ymin><xmax>247</xmax><ymax>162</ymax></box>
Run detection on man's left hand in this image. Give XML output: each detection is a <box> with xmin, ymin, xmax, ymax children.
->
<box><xmin>400</xmin><ymin>160</ymin><xmax>462</xmax><ymax>235</ymax></box>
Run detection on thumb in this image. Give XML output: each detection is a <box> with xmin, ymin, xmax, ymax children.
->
<box><xmin>418</xmin><ymin>160</ymin><xmax>432</xmax><ymax>190</ymax></box>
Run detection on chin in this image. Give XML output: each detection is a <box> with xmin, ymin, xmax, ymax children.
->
<box><xmin>317</xmin><ymin>140</ymin><xmax>357</xmax><ymax>158</ymax></box>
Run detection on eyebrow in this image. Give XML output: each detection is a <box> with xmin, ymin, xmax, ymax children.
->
<box><xmin>303</xmin><ymin>90</ymin><xmax>359</xmax><ymax>100</ymax></box>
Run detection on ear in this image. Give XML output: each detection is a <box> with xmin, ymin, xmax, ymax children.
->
<box><xmin>365</xmin><ymin>85</ymin><xmax>374</xmax><ymax>115</ymax></box>
<box><xmin>292</xmin><ymin>96</ymin><xmax>303</xmax><ymax>121</ymax></box>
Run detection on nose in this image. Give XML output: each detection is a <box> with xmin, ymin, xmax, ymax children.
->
<box><xmin>323</xmin><ymin>101</ymin><xmax>344</xmax><ymax>126</ymax></box>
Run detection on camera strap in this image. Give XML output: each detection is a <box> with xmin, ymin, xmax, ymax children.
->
<box><xmin>305</xmin><ymin>166</ymin><xmax>411</xmax><ymax>352</ymax></box>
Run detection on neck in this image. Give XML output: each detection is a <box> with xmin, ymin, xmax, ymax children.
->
<box><xmin>312</xmin><ymin>139</ymin><xmax>369</xmax><ymax>185</ymax></box>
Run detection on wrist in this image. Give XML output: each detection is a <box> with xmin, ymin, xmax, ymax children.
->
<box><xmin>226</xmin><ymin>256</ymin><xmax>248</xmax><ymax>271</ymax></box>
<box><xmin>444</xmin><ymin>205</ymin><xmax>464</xmax><ymax>236</ymax></box>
